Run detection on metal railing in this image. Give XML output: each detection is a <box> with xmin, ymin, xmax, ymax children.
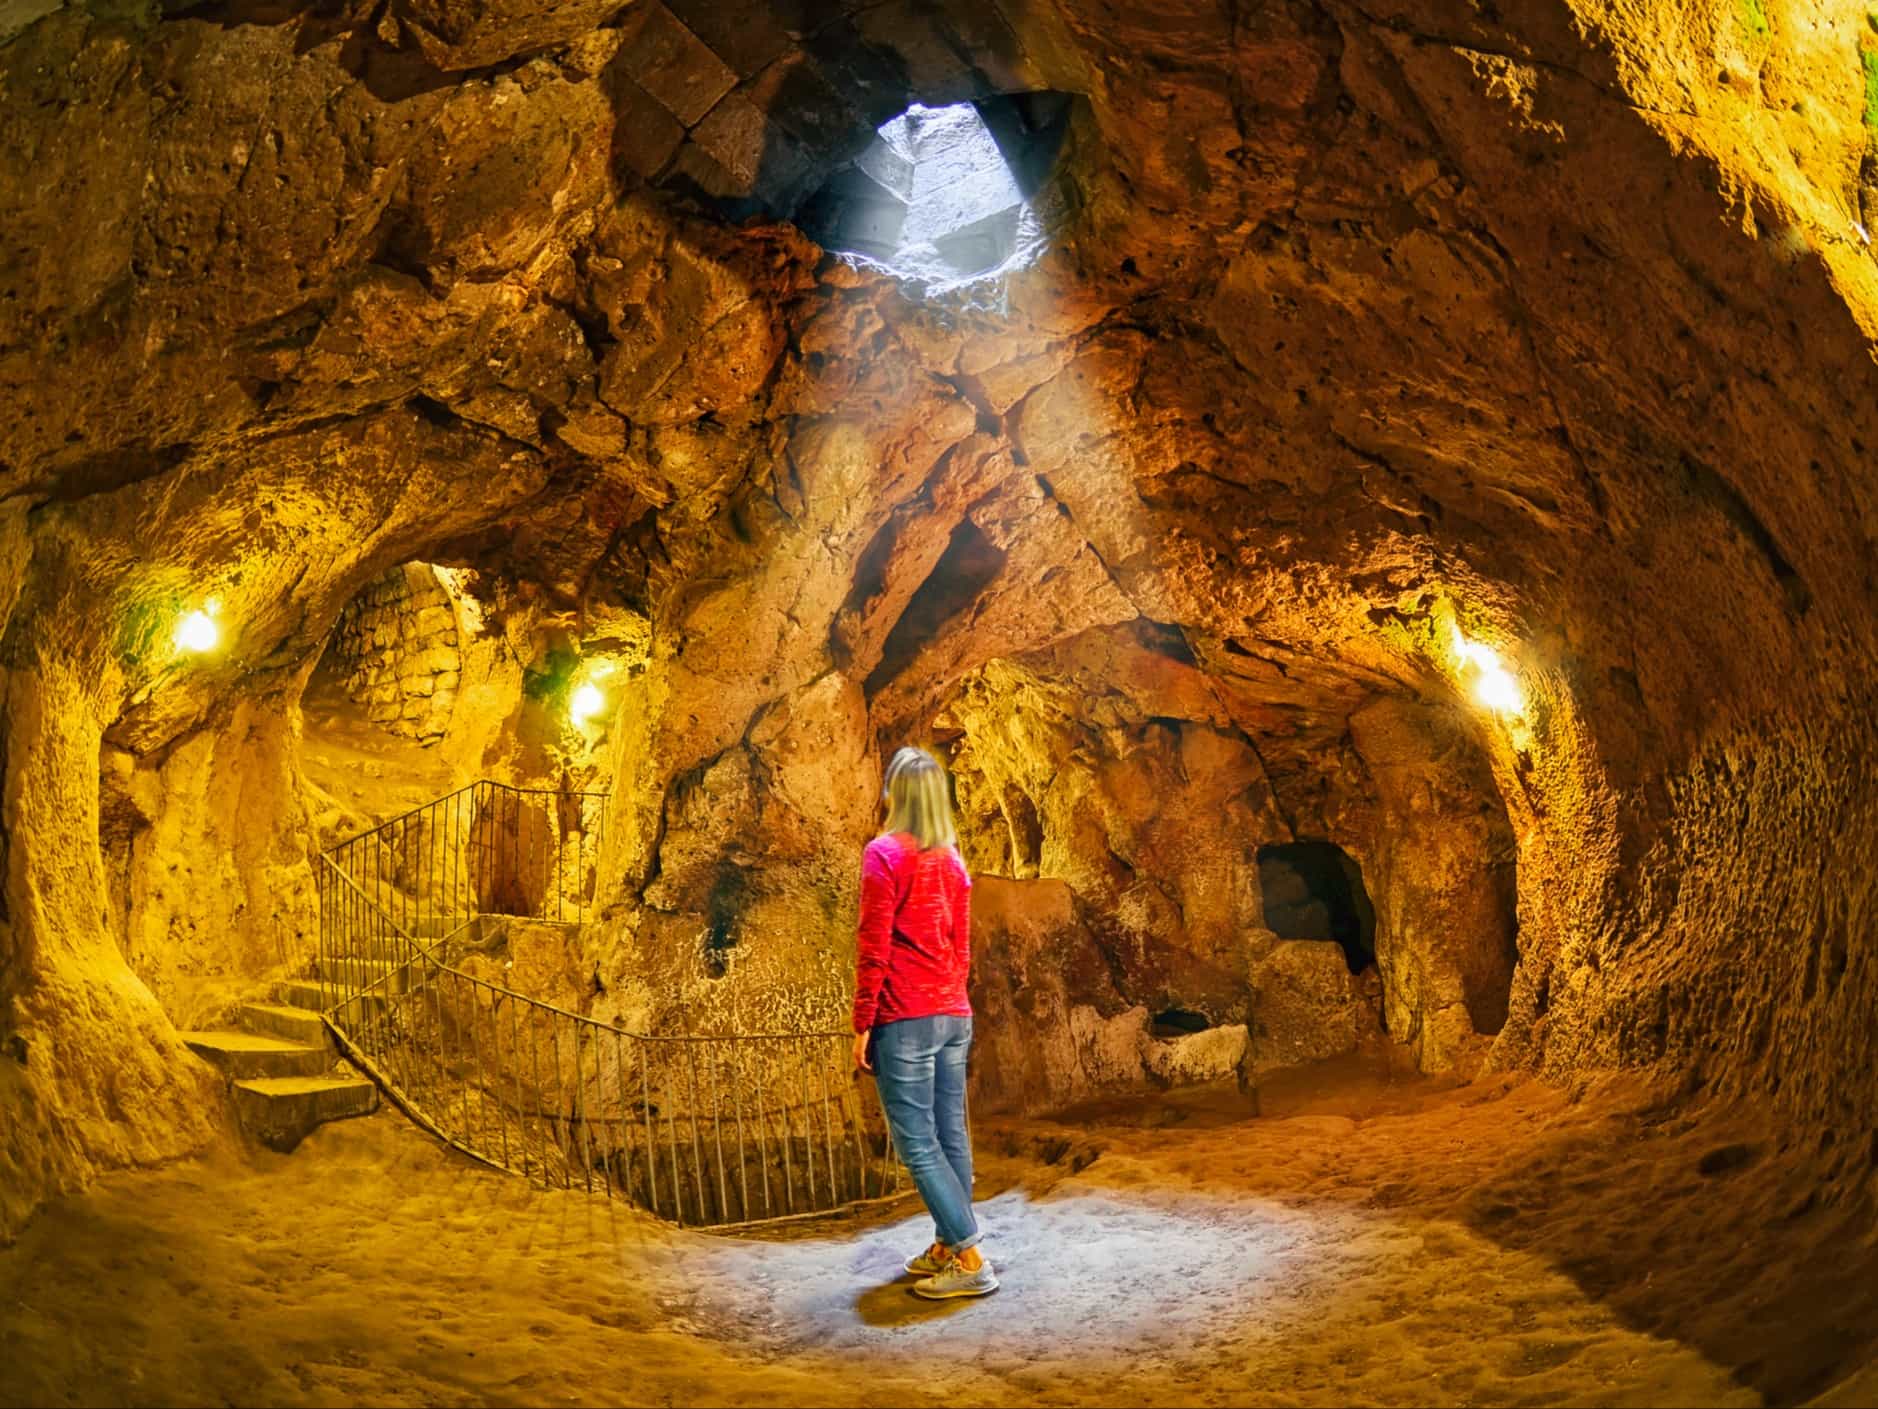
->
<box><xmin>321</xmin><ymin>778</ymin><xmax>609</xmax><ymax>939</ymax></box>
<box><xmin>313</xmin><ymin>785</ymin><xmax>899</xmax><ymax>1228</ymax></box>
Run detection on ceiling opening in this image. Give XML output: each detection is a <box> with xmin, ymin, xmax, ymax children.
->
<box><xmin>796</xmin><ymin>92</ymin><xmax>1076</xmax><ymax>298</ymax></box>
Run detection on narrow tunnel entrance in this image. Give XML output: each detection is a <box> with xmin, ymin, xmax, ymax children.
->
<box><xmin>1257</xmin><ymin>842</ymin><xmax>1377</xmax><ymax>975</ymax></box>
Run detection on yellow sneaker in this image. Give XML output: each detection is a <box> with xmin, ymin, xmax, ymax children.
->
<box><xmin>903</xmin><ymin>1241</ymin><xmax>949</xmax><ymax>1277</ymax></box>
<box><xmin>912</xmin><ymin>1253</ymin><xmax>999</xmax><ymax>1300</ymax></box>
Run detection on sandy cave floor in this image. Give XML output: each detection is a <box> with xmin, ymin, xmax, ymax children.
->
<box><xmin>3</xmin><ymin>1065</ymin><xmax>1875</xmax><ymax>1409</ymax></box>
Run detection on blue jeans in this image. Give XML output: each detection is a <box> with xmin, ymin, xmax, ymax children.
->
<box><xmin>871</xmin><ymin>1014</ymin><xmax>980</xmax><ymax>1251</ymax></box>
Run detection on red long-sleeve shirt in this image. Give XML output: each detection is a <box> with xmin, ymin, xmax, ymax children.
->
<box><xmin>851</xmin><ymin>832</ymin><xmax>973</xmax><ymax>1033</ymax></box>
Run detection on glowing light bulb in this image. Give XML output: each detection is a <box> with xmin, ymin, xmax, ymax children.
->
<box><xmin>174</xmin><ymin>609</ymin><xmax>220</xmax><ymax>654</ymax></box>
<box><xmin>1472</xmin><ymin>665</ymin><xmax>1522</xmax><ymax>713</ymax></box>
<box><xmin>1451</xmin><ymin>626</ymin><xmax>1523</xmax><ymax>715</ymax></box>
<box><xmin>569</xmin><ymin>683</ymin><xmax>605</xmax><ymax>723</ymax></box>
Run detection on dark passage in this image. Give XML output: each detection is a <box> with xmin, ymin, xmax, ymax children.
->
<box><xmin>1257</xmin><ymin>842</ymin><xmax>1377</xmax><ymax>974</ymax></box>
<box><xmin>1149</xmin><ymin>1007</ymin><xmax>1212</xmax><ymax>1038</ymax></box>
<box><xmin>865</xmin><ymin>519</ymin><xmax>1006</xmax><ymax>696</ymax></box>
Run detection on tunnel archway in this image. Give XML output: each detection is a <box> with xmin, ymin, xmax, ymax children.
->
<box><xmin>297</xmin><ymin>561</ymin><xmax>477</xmax><ymax>836</ymax></box>
<box><xmin>305</xmin><ymin>561</ymin><xmax>466</xmax><ymax>747</ymax></box>
<box><xmin>1257</xmin><ymin>841</ymin><xmax>1377</xmax><ymax>975</ymax></box>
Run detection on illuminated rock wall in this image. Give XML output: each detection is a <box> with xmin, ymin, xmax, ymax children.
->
<box><xmin>2</xmin><ymin>0</ymin><xmax>1876</xmax><ymax>1237</ymax></box>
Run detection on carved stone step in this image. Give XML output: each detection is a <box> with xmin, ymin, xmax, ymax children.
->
<box><xmin>239</xmin><ymin>1002</ymin><xmax>329</xmax><ymax>1046</ymax></box>
<box><xmin>232</xmin><ymin>1075</ymin><xmax>378</xmax><ymax>1151</ymax></box>
<box><xmin>179</xmin><ymin>1030</ymin><xmax>332</xmax><ymax>1080</ymax></box>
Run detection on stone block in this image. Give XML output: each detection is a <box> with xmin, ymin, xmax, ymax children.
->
<box><xmin>823</xmin><ymin>193</ymin><xmax>906</xmax><ymax>257</ymax></box>
<box><xmin>934</xmin><ymin>1</ymin><xmax>1044</xmax><ymax>95</ymax></box>
<box><xmin>739</xmin><ymin>50</ymin><xmax>854</xmax><ymax>155</ymax></box>
<box><xmin>414</xmin><ymin>604</ymin><xmax>454</xmax><ymax>636</ymax></box>
<box><xmin>854</xmin><ymin>2</ymin><xmax>975</xmax><ymax>103</ymax></box>
<box><xmin>933</xmin><ymin>204</ymin><xmax>1021</xmax><ymax>277</ymax></box>
<box><xmin>605</xmin><ymin>71</ymin><xmax>687</xmax><ymax>181</ymax></box>
<box><xmin>666</xmin><ymin>138</ymin><xmax>747</xmax><ymax>202</ymax></box>
<box><xmin>797</xmin><ymin>163</ymin><xmax>907</xmax><ymax>256</ymax></box>
<box><xmin>1250</xmin><ymin>940</ymin><xmax>1367</xmax><ymax>1075</ymax></box>
<box><xmin>614</xmin><ymin>1</ymin><xmax>738</xmax><ymax>126</ymax></box>
<box><xmin>662</xmin><ymin>0</ymin><xmax>792</xmax><ymax>78</ymax></box>
<box><xmin>857</xmin><ymin>140</ymin><xmax>914</xmax><ymax>203</ymax></box>
<box><xmin>690</xmin><ymin>91</ymin><xmax>810</xmax><ymax>201</ymax></box>
<box><xmin>800</xmin><ymin>16</ymin><xmax>909</xmax><ymax>129</ymax></box>
<box><xmin>1144</xmin><ymin>1023</ymin><xmax>1250</xmax><ymax>1086</ymax></box>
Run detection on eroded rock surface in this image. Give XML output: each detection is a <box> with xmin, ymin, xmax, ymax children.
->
<box><xmin>2</xmin><ymin>0</ymin><xmax>1877</xmax><ymax>1238</ymax></box>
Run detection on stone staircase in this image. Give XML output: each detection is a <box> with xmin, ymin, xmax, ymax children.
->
<box><xmin>180</xmin><ymin>977</ymin><xmax>379</xmax><ymax>1150</ymax></box>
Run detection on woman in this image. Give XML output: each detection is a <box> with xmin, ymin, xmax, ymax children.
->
<box><xmin>852</xmin><ymin>745</ymin><xmax>997</xmax><ymax>1300</ymax></box>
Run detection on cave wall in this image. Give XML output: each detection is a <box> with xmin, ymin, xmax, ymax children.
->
<box><xmin>1341</xmin><ymin>695</ymin><xmax>1520</xmax><ymax>1073</ymax></box>
<box><xmin>0</xmin><ymin>0</ymin><xmax>1875</xmax><ymax>1239</ymax></box>
<box><xmin>104</xmin><ymin>683</ymin><xmax>322</xmax><ymax>1031</ymax></box>
<box><xmin>586</xmin><ymin>669</ymin><xmax>880</xmax><ymax>1038</ymax></box>
<box><xmin>0</xmin><ymin>650</ymin><xmax>223</xmax><ymax>1241</ymax></box>
<box><xmin>933</xmin><ymin>633</ymin><xmax>1517</xmax><ymax>1086</ymax></box>
<box><xmin>941</xmin><ymin>650</ymin><xmax>1283</xmax><ymax>1027</ymax></box>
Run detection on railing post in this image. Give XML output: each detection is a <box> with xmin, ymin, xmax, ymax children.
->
<box><xmin>529</xmin><ymin>1008</ymin><xmax>547</xmax><ymax>1186</ymax></box>
<box><xmin>632</xmin><ymin>1037</ymin><xmax>654</xmax><ymax>1216</ymax></box>
<box><xmin>729</xmin><ymin>1045</ymin><xmax>749</xmax><ymax>1225</ymax></box>
<box><xmin>661</xmin><ymin>1046</ymin><xmax>687</xmax><ymax>1224</ymax></box>
<box><xmin>511</xmin><ymin>999</ymin><xmax>528</xmax><ymax>1179</ymax></box>
<box><xmin>574</xmin><ymin>1024</ymin><xmax>594</xmax><ymax>1195</ymax></box>
<box><xmin>623</xmin><ymin>1029</ymin><xmax>646</xmax><ymax>1217</ymax></box>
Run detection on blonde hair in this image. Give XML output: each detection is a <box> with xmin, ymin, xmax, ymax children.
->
<box><xmin>881</xmin><ymin>746</ymin><xmax>958</xmax><ymax>851</ymax></box>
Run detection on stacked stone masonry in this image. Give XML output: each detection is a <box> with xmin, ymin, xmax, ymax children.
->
<box><xmin>325</xmin><ymin>564</ymin><xmax>462</xmax><ymax>743</ymax></box>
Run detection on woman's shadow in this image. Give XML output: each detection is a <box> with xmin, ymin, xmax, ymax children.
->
<box><xmin>854</xmin><ymin>1275</ymin><xmax>993</xmax><ymax>1327</ymax></box>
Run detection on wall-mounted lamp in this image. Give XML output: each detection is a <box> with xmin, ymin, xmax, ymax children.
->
<box><xmin>1453</xmin><ymin>627</ymin><xmax>1523</xmax><ymax>715</ymax></box>
<box><xmin>569</xmin><ymin>682</ymin><xmax>605</xmax><ymax>723</ymax></box>
<box><xmin>173</xmin><ymin>601</ymin><xmax>222</xmax><ymax>655</ymax></box>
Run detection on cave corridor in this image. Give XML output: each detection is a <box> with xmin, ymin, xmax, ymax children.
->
<box><xmin>2</xmin><ymin>2</ymin><xmax>1877</xmax><ymax>1406</ymax></box>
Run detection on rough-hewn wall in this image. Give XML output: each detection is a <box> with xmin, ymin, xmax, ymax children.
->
<box><xmin>928</xmin><ymin>641</ymin><xmax>1519</xmax><ymax>1108</ymax></box>
<box><xmin>1</xmin><ymin>0</ymin><xmax>1876</xmax><ymax>1239</ymax></box>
